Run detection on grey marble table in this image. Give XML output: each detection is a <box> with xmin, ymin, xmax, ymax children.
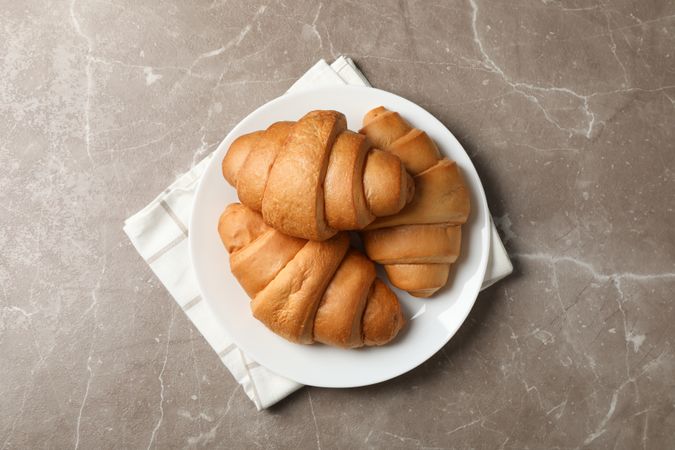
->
<box><xmin>2</xmin><ymin>0</ymin><xmax>674</xmax><ymax>448</ymax></box>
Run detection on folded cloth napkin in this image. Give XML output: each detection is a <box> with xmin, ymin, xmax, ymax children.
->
<box><xmin>123</xmin><ymin>56</ymin><xmax>513</xmax><ymax>410</ymax></box>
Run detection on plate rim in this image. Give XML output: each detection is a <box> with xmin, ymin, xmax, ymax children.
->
<box><xmin>189</xmin><ymin>84</ymin><xmax>490</xmax><ymax>387</ymax></box>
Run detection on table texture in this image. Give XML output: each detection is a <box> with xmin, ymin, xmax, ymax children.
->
<box><xmin>1</xmin><ymin>0</ymin><xmax>674</xmax><ymax>448</ymax></box>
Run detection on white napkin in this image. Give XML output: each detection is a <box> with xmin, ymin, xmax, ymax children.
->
<box><xmin>123</xmin><ymin>56</ymin><xmax>513</xmax><ymax>410</ymax></box>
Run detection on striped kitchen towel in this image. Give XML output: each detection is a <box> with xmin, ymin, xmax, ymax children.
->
<box><xmin>123</xmin><ymin>56</ymin><xmax>513</xmax><ymax>410</ymax></box>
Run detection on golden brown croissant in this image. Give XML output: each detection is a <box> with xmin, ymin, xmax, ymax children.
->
<box><xmin>359</xmin><ymin>107</ymin><xmax>470</xmax><ymax>298</ymax></box>
<box><xmin>218</xmin><ymin>203</ymin><xmax>405</xmax><ymax>348</ymax></box>
<box><xmin>222</xmin><ymin>110</ymin><xmax>414</xmax><ymax>241</ymax></box>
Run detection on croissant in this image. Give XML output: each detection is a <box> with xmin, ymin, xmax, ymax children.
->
<box><xmin>359</xmin><ymin>107</ymin><xmax>471</xmax><ymax>298</ymax></box>
<box><xmin>222</xmin><ymin>110</ymin><xmax>414</xmax><ymax>241</ymax></box>
<box><xmin>218</xmin><ymin>203</ymin><xmax>406</xmax><ymax>348</ymax></box>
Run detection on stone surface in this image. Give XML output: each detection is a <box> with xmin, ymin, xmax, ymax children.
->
<box><xmin>1</xmin><ymin>0</ymin><xmax>674</xmax><ymax>448</ymax></box>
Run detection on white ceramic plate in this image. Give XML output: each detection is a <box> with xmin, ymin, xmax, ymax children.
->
<box><xmin>190</xmin><ymin>85</ymin><xmax>490</xmax><ymax>388</ymax></box>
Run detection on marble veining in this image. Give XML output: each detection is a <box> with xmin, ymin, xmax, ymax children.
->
<box><xmin>1</xmin><ymin>0</ymin><xmax>674</xmax><ymax>448</ymax></box>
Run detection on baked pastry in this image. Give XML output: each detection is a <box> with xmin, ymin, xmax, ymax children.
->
<box><xmin>359</xmin><ymin>107</ymin><xmax>470</xmax><ymax>297</ymax></box>
<box><xmin>218</xmin><ymin>203</ymin><xmax>405</xmax><ymax>348</ymax></box>
<box><xmin>222</xmin><ymin>110</ymin><xmax>414</xmax><ymax>241</ymax></box>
